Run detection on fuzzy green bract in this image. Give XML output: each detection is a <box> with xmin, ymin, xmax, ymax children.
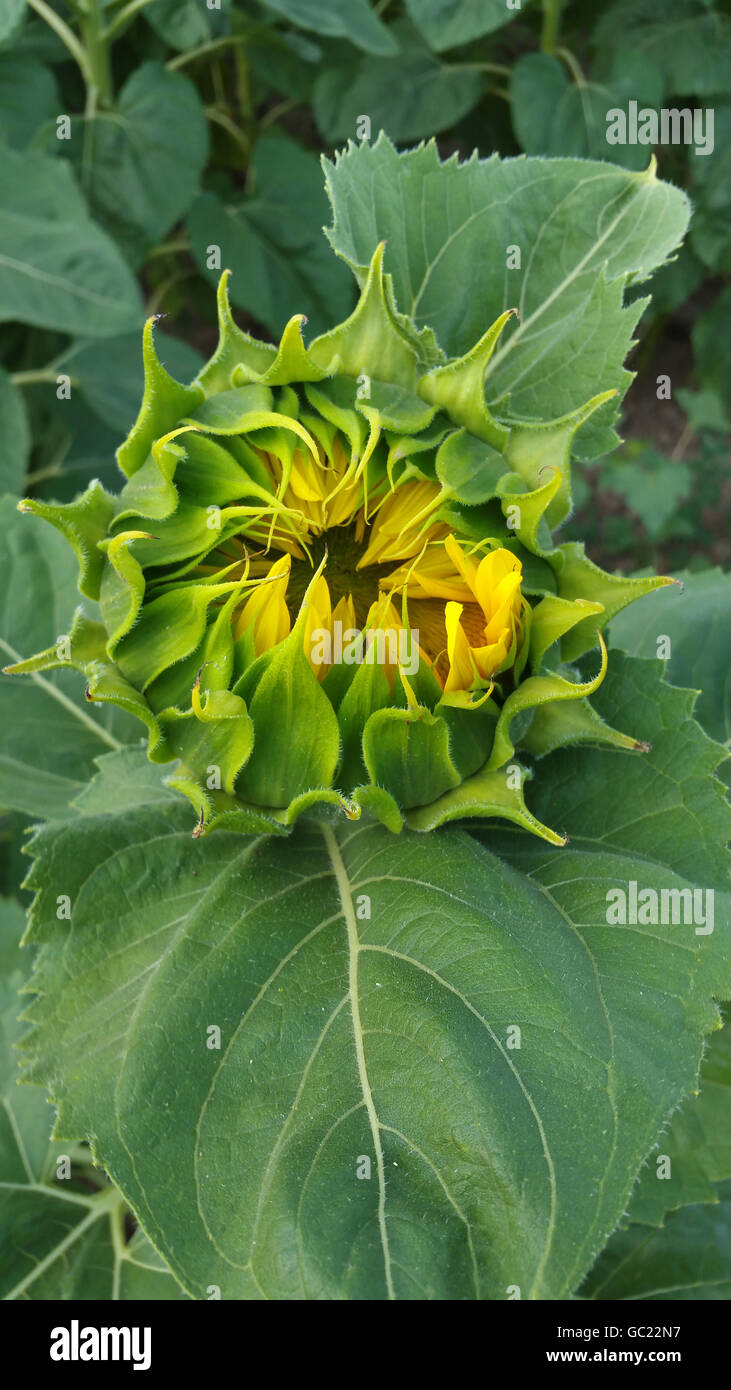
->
<box><xmin>6</xmin><ymin>140</ymin><xmax>689</xmax><ymax>846</ymax></box>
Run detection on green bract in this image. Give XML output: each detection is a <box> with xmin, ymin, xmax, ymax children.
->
<box><xmin>7</xmin><ymin>236</ymin><xmax>674</xmax><ymax>843</ymax></box>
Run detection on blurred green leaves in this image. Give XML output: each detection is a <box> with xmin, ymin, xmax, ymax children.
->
<box><xmin>68</xmin><ymin>62</ymin><xmax>209</xmax><ymax>263</ymax></box>
<box><xmin>314</xmin><ymin>21</ymin><xmax>484</xmax><ymax>142</ymax></box>
<box><xmin>260</xmin><ymin>0</ymin><xmax>397</xmax><ymax>55</ymax></box>
<box><xmin>610</xmin><ymin>567</ymin><xmax>730</xmax><ymax>747</ymax></box>
<box><xmin>188</xmin><ymin>133</ymin><xmax>353</xmax><ymax>336</ymax></box>
<box><xmin>0</xmin><ymin>147</ymin><xmax>142</xmax><ymax>336</ymax></box>
<box><xmin>404</xmin><ymin>0</ymin><xmax>536</xmax><ymax>50</ymax></box>
<box><xmin>0</xmin><ymin>368</ymin><xmax>30</xmax><ymax>493</ymax></box>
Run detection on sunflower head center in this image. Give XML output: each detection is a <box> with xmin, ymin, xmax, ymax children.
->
<box><xmin>285</xmin><ymin>523</ymin><xmax>399</xmax><ymax>626</ymax></box>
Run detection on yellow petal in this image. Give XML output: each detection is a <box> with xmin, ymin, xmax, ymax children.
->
<box><xmin>234</xmin><ymin>553</ymin><xmax>291</xmax><ymax>652</ymax></box>
<box><xmin>444</xmin><ymin>601</ymin><xmax>476</xmax><ymax>692</ymax></box>
<box><xmin>472</xmin><ymin>629</ymin><xmax>511</xmax><ymax>679</ymax></box>
<box><xmin>474</xmin><ymin>547</ymin><xmax>521</xmax><ymax>617</ymax></box>
<box><xmin>303</xmin><ymin>575</ymin><xmax>333</xmax><ymax>678</ymax></box>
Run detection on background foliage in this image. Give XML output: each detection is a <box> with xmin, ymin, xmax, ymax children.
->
<box><xmin>0</xmin><ymin>0</ymin><xmax>728</xmax><ymax>1300</ymax></box>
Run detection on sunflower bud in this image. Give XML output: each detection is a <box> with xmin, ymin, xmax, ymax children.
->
<box><xmin>7</xmin><ymin>245</ymin><xmax>674</xmax><ymax>842</ymax></box>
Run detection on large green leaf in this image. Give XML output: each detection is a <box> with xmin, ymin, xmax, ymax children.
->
<box><xmin>0</xmin><ymin>148</ymin><xmax>142</xmax><ymax>337</ymax></box>
<box><xmin>314</xmin><ymin>21</ymin><xmax>483</xmax><ymax>141</ymax></box>
<box><xmin>609</xmin><ymin>569</ymin><xmax>729</xmax><ymax>747</ymax></box>
<box><xmin>580</xmin><ymin>1182</ymin><xmax>731</xmax><ymax>1300</ymax></box>
<box><xmin>623</xmin><ymin>1013</ymin><xmax>731</xmax><ymax>1226</ymax></box>
<box><xmin>323</xmin><ymin>136</ymin><xmax>690</xmax><ymax>452</ymax></box>
<box><xmin>0</xmin><ymin>893</ymin><xmax>186</xmax><ymax>1299</ymax></box>
<box><xmin>404</xmin><ymin>0</ymin><xmax>536</xmax><ymax>50</ymax></box>
<box><xmin>188</xmin><ymin>133</ymin><xmax>354</xmax><ymax>338</ymax></box>
<box><xmin>18</xmin><ymin>656</ymin><xmax>729</xmax><ymax>1300</ymax></box>
<box><xmin>0</xmin><ymin>497</ymin><xmax>137</xmax><ymax>820</ymax></box>
<box><xmin>69</xmin><ymin>62</ymin><xmax>208</xmax><ymax>259</ymax></box>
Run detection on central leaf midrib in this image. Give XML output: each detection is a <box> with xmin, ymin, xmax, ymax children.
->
<box><xmin>321</xmin><ymin>823</ymin><xmax>395</xmax><ymax>1300</ymax></box>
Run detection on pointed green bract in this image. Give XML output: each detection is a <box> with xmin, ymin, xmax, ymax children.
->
<box><xmin>18</xmin><ymin>482</ymin><xmax>116</xmax><ymax>601</ymax></box>
<box><xmin>487</xmin><ymin>637</ymin><xmax>609</xmax><ymax>771</ymax></box>
<box><xmin>558</xmin><ymin>545</ymin><xmax>678</xmax><ymax>661</ymax></box>
<box><xmin>116</xmin><ymin>317</ymin><xmax>205</xmax><ymax>478</ymax></box>
<box><xmin>418</xmin><ymin>310</ymin><xmax>516</xmax><ymax>449</ymax></box>
<box><xmin>309</xmin><ymin>243</ymin><xmax>423</xmax><ymax>387</ymax></box>
<box><xmin>406</xmin><ymin>760</ymin><xmax>566</xmax><ymax>844</ymax></box>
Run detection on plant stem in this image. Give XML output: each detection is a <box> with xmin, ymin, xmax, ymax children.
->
<box><xmin>457</xmin><ymin>61</ymin><xmax>511</xmax><ymax>78</ymax></box>
<box><xmin>103</xmin><ymin>0</ymin><xmax>157</xmax><ymax>41</ymax></box>
<box><xmin>167</xmin><ymin>36</ymin><xmax>245</xmax><ymax>72</ymax></box>
<box><xmin>204</xmin><ymin>106</ymin><xmax>251</xmax><ymax>160</ymax></box>
<box><xmin>11</xmin><ymin>369</ymin><xmax>77</xmax><ymax>387</ymax></box>
<box><xmin>541</xmin><ymin>0</ymin><xmax>564</xmax><ymax>54</ymax></box>
<box><xmin>146</xmin><ymin>236</ymin><xmax>190</xmax><ymax>259</ymax></box>
<box><xmin>80</xmin><ymin>0</ymin><xmax>112</xmax><ymax>103</ymax></box>
<box><xmin>146</xmin><ymin>268</ymin><xmax>196</xmax><ymax>316</ymax></box>
<box><xmin>27</xmin><ymin>0</ymin><xmax>92</xmax><ymax>85</ymax></box>
<box><xmin>260</xmin><ymin>98</ymin><xmax>304</xmax><ymax>129</ymax></box>
<box><xmin>556</xmin><ymin>45</ymin><xmax>586</xmax><ymax>88</ymax></box>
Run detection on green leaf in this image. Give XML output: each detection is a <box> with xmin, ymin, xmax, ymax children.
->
<box><xmin>609</xmin><ymin>569</ymin><xmax>730</xmax><ymax>746</ymax></box>
<box><xmin>594</xmin><ymin>0</ymin><xmax>731</xmax><ymax>99</ymax></box>
<box><xmin>313</xmin><ymin>21</ymin><xmax>483</xmax><ymax>142</ymax></box>
<box><xmin>0</xmin><ymin>498</ymin><xmax>136</xmax><ymax>820</ymax></box>
<box><xmin>144</xmin><ymin>0</ymin><xmax>210</xmax><ymax>50</ymax></box>
<box><xmin>404</xmin><ymin>0</ymin><xmax>536</xmax><ymax>50</ymax></box>
<box><xmin>1</xmin><ymin>894</ymin><xmax>52</xmax><ymax>1185</ymax></box>
<box><xmin>260</xmin><ymin>0</ymin><xmax>398</xmax><ymax>56</ymax></box>
<box><xmin>0</xmin><ymin>0</ymin><xmax>26</xmax><ymax>48</ymax></box>
<box><xmin>688</xmin><ymin>104</ymin><xmax>731</xmax><ymax>272</ymax></box>
<box><xmin>0</xmin><ymin>52</ymin><xmax>59</xmax><ymax>148</ymax></box>
<box><xmin>70</xmin><ymin>62</ymin><xmax>208</xmax><ymax>256</ymax></box>
<box><xmin>188</xmin><ymin>134</ymin><xmax>354</xmax><ymax>339</ymax></box>
<box><xmin>0</xmin><ymin>147</ymin><xmax>142</xmax><ymax>337</ymax></box>
<box><xmin>624</xmin><ymin>1013</ymin><xmax>731</xmax><ymax>1226</ymax></box>
<box><xmin>693</xmin><ymin>286</ymin><xmax>731</xmax><ymax>397</ymax></box>
<box><xmin>509</xmin><ymin>55</ymin><xmax>647</xmax><ymax>171</ymax></box>
<box><xmin>601</xmin><ymin>450</ymin><xmax>692</xmax><ymax>539</ymax></box>
<box><xmin>580</xmin><ymin>1182</ymin><xmax>731</xmax><ymax>1300</ymax></box>
<box><xmin>19</xmin><ymin>669</ymin><xmax>729</xmax><ymax>1298</ymax></box>
<box><xmin>0</xmin><ymin>368</ymin><xmax>30</xmax><ymax>493</ymax></box>
<box><xmin>323</xmin><ymin>136</ymin><xmax>690</xmax><ymax>444</ymax></box>
<box><xmin>0</xmin><ymin>893</ymin><xmax>187</xmax><ymax>1300</ymax></box>
<box><xmin>499</xmin><ymin>650</ymin><xmax>730</xmax><ymax>890</ymax></box>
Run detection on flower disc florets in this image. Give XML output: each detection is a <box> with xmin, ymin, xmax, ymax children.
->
<box><xmin>8</xmin><ymin>245</ymin><xmax>672</xmax><ymax>841</ymax></box>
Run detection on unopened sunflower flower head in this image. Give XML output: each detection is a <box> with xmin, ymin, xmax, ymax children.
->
<box><xmin>7</xmin><ymin>245</ymin><xmax>674</xmax><ymax>842</ymax></box>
